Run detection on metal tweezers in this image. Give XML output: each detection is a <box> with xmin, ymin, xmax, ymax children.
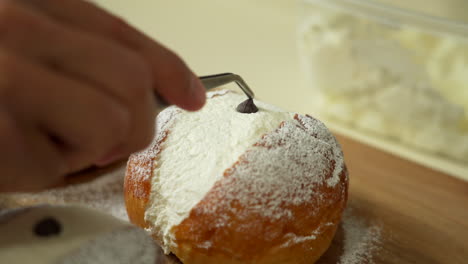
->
<box><xmin>155</xmin><ymin>73</ymin><xmax>254</xmax><ymax>110</ymax></box>
<box><xmin>199</xmin><ymin>73</ymin><xmax>255</xmax><ymax>99</ymax></box>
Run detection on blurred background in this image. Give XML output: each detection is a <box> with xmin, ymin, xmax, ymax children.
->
<box><xmin>94</xmin><ymin>0</ymin><xmax>468</xmax><ymax>180</ymax></box>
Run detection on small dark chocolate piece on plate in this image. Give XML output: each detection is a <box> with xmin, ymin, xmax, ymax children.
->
<box><xmin>34</xmin><ymin>217</ymin><xmax>62</xmax><ymax>237</ymax></box>
<box><xmin>236</xmin><ymin>98</ymin><xmax>258</xmax><ymax>114</ymax></box>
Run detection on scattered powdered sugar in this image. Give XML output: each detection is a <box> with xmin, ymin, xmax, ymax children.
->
<box><xmin>0</xmin><ymin>205</ymin><xmax>159</xmax><ymax>264</ymax></box>
<box><xmin>0</xmin><ymin>168</ymin><xmax>128</xmax><ymax>221</ymax></box>
<box><xmin>58</xmin><ymin>227</ymin><xmax>158</xmax><ymax>264</ymax></box>
<box><xmin>338</xmin><ymin>208</ymin><xmax>382</xmax><ymax>264</ymax></box>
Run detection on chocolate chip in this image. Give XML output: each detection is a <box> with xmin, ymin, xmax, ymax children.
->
<box><xmin>236</xmin><ymin>98</ymin><xmax>258</xmax><ymax>114</ymax></box>
<box><xmin>34</xmin><ymin>217</ymin><xmax>62</xmax><ymax>237</ymax></box>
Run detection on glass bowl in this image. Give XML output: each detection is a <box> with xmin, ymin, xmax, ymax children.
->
<box><xmin>298</xmin><ymin>0</ymin><xmax>468</xmax><ymax>169</ymax></box>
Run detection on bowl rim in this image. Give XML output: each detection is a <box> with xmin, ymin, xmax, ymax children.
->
<box><xmin>301</xmin><ymin>0</ymin><xmax>468</xmax><ymax>38</ymax></box>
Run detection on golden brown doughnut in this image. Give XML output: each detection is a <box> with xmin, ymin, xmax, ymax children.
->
<box><xmin>125</xmin><ymin>90</ymin><xmax>348</xmax><ymax>264</ymax></box>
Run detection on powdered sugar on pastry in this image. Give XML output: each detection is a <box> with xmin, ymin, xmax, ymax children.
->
<box><xmin>200</xmin><ymin>114</ymin><xmax>344</xmax><ymax>221</ymax></box>
<box><xmin>142</xmin><ymin>90</ymin><xmax>345</xmax><ymax>253</ymax></box>
<box><xmin>125</xmin><ymin>106</ymin><xmax>181</xmax><ymax>199</ymax></box>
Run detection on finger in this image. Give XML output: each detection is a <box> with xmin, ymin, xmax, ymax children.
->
<box><xmin>0</xmin><ymin>107</ymin><xmax>66</xmax><ymax>192</ymax></box>
<box><xmin>20</xmin><ymin>0</ymin><xmax>206</xmax><ymax>111</ymax></box>
<box><xmin>0</xmin><ymin>1</ymin><xmax>157</xmax><ymax>161</ymax></box>
<box><xmin>0</xmin><ymin>50</ymin><xmax>131</xmax><ymax>173</ymax></box>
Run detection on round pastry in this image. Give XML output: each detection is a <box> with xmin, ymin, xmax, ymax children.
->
<box><xmin>124</xmin><ymin>89</ymin><xmax>348</xmax><ymax>264</ymax></box>
<box><xmin>0</xmin><ymin>205</ymin><xmax>159</xmax><ymax>264</ymax></box>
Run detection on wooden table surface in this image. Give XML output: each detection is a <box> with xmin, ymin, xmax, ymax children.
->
<box><xmin>334</xmin><ymin>134</ymin><xmax>468</xmax><ymax>264</ymax></box>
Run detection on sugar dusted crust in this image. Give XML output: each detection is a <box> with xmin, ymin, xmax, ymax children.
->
<box><xmin>124</xmin><ymin>90</ymin><xmax>349</xmax><ymax>264</ymax></box>
<box><xmin>124</xmin><ymin>107</ymin><xmax>180</xmax><ymax>231</ymax></box>
<box><xmin>171</xmin><ymin>115</ymin><xmax>348</xmax><ymax>264</ymax></box>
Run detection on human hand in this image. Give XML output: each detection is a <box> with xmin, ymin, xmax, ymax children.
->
<box><xmin>0</xmin><ymin>0</ymin><xmax>206</xmax><ymax>192</ymax></box>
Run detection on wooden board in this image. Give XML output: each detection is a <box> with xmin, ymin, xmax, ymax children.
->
<box><xmin>335</xmin><ymin>134</ymin><xmax>468</xmax><ymax>264</ymax></box>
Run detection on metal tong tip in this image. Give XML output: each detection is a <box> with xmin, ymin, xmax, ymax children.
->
<box><xmin>199</xmin><ymin>73</ymin><xmax>255</xmax><ymax>99</ymax></box>
<box><xmin>155</xmin><ymin>72</ymin><xmax>254</xmax><ymax>110</ymax></box>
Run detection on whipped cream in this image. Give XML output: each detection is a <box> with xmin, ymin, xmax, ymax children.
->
<box><xmin>145</xmin><ymin>91</ymin><xmax>293</xmax><ymax>252</ymax></box>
